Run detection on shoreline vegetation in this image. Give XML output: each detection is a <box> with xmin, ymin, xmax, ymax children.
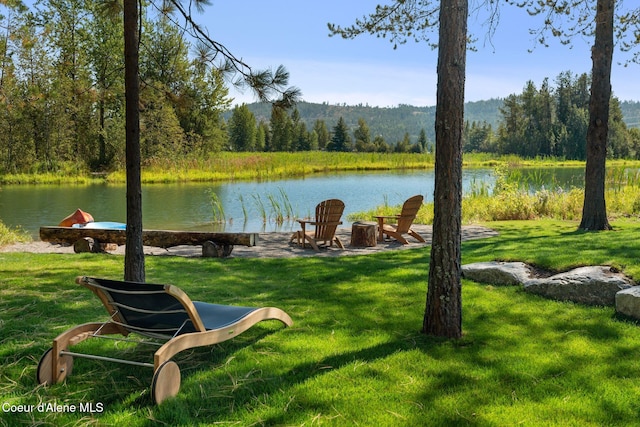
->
<box><xmin>2</xmin><ymin>153</ymin><xmax>640</xmax><ymax>244</ymax></box>
<box><xmin>0</xmin><ymin>152</ymin><xmax>597</xmax><ymax>185</ymax></box>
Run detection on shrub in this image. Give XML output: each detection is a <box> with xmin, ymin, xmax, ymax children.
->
<box><xmin>0</xmin><ymin>221</ymin><xmax>31</xmax><ymax>246</ymax></box>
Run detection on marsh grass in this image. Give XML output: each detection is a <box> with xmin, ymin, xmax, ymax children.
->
<box><xmin>237</xmin><ymin>194</ymin><xmax>248</xmax><ymax>224</ymax></box>
<box><xmin>350</xmin><ymin>164</ymin><xmax>640</xmax><ymax>225</ymax></box>
<box><xmin>0</xmin><ymin>221</ymin><xmax>31</xmax><ymax>246</ymax></box>
<box><xmin>246</xmin><ymin>188</ymin><xmax>296</xmax><ymax>226</ymax></box>
<box><xmin>279</xmin><ymin>187</ymin><xmax>294</xmax><ymax>220</ymax></box>
<box><xmin>104</xmin><ymin>152</ymin><xmax>437</xmax><ymax>184</ymax></box>
<box><xmin>3</xmin><ymin>219</ymin><xmax>640</xmax><ymax>425</ymax></box>
<box><xmin>206</xmin><ymin>189</ymin><xmax>225</xmax><ymax>223</ymax></box>
<box><xmin>5</xmin><ymin>154</ymin><xmax>640</xmax><ymax>185</ymax></box>
<box><xmin>252</xmin><ymin>194</ymin><xmax>268</xmax><ymax>223</ymax></box>
<box><xmin>267</xmin><ymin>194</ymin><xmax>284</xmax><ymax>224</ymax></box>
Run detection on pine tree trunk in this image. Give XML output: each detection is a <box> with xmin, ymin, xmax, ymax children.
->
<box><xmin>123</xmin><ymin>0</ymin><xmax>145</xmax><ymax>282</ymax></box>
<box><xmin>579</xmin><ymin>0</ymin><xmax>614</xmax><ymax>231</ymax></box>
<box><xmin>98</xmin><ymin>97</ymin><xmax>106</xmax><ymax>166</ymax></box>
<box><xmin>422</xmin><ymin>0</ymin><xmax>467</xmax><ymax>339</ymax></box>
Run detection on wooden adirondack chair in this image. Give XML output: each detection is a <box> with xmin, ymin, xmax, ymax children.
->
<box><xmin>290</xmin><ymin>199</ymin><xmax>345</xmax><ymax>251</ymax></box>
<box><xmin>375</xmin><ymin>195</ymin><xmax>426</xmax><ymax>244</ymax></box>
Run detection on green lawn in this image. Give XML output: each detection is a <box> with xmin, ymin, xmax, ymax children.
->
<box><xmin>2</xmin><ymin>219</ymin><xmax>640</xmax><ymax>426</ymax></box>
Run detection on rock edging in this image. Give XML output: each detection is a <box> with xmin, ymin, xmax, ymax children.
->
<box><xmin>462</xmin><ymin>262</ymin><xmax>638</xmax><ymax>315</ymax></box>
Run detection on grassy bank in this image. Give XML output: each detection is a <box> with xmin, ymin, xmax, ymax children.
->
<box><xmin>105</xmin><ymin>152</ymin><xmax>437</xmax><ymax>183</ymax></box>
<box><xmin>2</xmin><ymin>219</ymin><xmax>640</xmax><ymax>425</ymax></box>
<box><xmin>5</xmin><ymin>153</ymin><xmax>638</xmax><ymax>185</ymax></box>
<box><xmin>0</xmin><ymin>152</ymin><xmax>438</xmax><ymax>185</ymax></box>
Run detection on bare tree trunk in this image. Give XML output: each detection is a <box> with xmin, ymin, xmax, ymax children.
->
<box><xmin>423</xmin><ymin>0</ymin><xmax>467</xmax><ymax>339</ymax></box>
<box><xmin>579</xmin><ymin>0</ymin><xmax>614</xmax><ymax>231</ymax></box>
<box><xmin>123</xmin><ymin>0</ymin><xmax>145</xmax><ymax>282</ymax></box>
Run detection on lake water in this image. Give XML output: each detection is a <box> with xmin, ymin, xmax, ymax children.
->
<box><xmin>0</xmin><ymin>168</ymin><xmax>584</xmax><ymax>237</ymax></box>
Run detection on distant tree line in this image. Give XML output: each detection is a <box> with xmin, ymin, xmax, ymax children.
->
<box><xmin>464</xmin><ymin>72</ymin><xmax>640</xmax><ymax>160</ymax></box>
<box><xmin>228</xmin><ymin>72</ymin><xmax>640</xmax><ymax>160</ymax></box>
<box><xmin>227</xmin><ymin>104</ymin><xmax>431</xmax><ymax>153</ymax></box>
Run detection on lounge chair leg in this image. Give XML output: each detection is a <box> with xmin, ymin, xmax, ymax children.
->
<box><xmin>37</xmin><ymin>347</ymin><xmax>74</xmax><ymax>385</ymax></box>
<box><xmin>151</xmin><ymin>361</ymin><xmax>181</xmax><ymax>404</ymax></box>
<box><xmin>37</xmin><ymin>321</ymin><xmax>116</xmax><ymax>386</ymax></box>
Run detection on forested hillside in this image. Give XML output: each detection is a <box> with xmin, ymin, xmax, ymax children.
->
<box><xmin>621</xmin><ymin>101</ymin><xmax>640</xmax><ymax>128</ymax></box>
<box><xmin>231</xmin><ymin>99</ymin><xmax>506</xmax><ymax>144</ymax></box>
<box><xmin>233</xmin><ymin>98</ymin><xmax>640</xmax><ymax>146</ymax></box>
<box><xmin>224</xmin><ymin>72</ymin><xmax>640</xmax><ymax>159</ymax></box>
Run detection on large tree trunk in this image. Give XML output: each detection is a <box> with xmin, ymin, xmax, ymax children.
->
<box><xmin>423</xmin><ymin>0</ymin><xmax>467</xmax><ymax>339</ymax></box>
<box><xmin>123</xmin><ymin>0</ymin><xmax>145</xmax><ymax>282</ymax></box>
<box><xmin>579</xmin><ymin>0</ymin><xmax>614</xmax><ymax>231</ymax></box>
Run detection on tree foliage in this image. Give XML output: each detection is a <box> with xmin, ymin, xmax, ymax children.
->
<box><xmin>513</xmin><ymin>0</ymin><xmax>640</xmax><ymax>64</ymax></box>
<box><xmin>1</xmin><ymin>1</ymin><xmax>638</xmax><ymax>175</ymax></box>
<box><xmin>0</xmin><ymin>0</ymin><xmax>299</xmax><ymax>174</ymax></box>
<box><xmin>328</xmin><ymin>1</ymin><xmax>440</xmax><ymax>49</ymax></box>
<box><xmin>492</xmin><ymin>71</ymin><xmax>632</xmax><ymax>159</ymax></box>
<box><xmin>228</xmin><ymin>104</ymin><xmax>257</xmax><ymax>151</ymax></box>
<box><xmin>0</xmin><ymin>1</ymin><xmax>232</xmax><ymax>172</ymax></box>
<box><xmin>328</xmin><ymin>116</ymin><xmax>353</xmax><ymax>152</ymax></box>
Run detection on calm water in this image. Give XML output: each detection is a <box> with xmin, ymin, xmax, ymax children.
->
<box><xmin>0</xmin><ymin>168</ymin><xmax>584</xmax><ymax>238</ymax></box>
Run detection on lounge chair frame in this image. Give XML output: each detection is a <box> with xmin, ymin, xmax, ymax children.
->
<box><xmin>37</xmin><ymin>276</ymin><xmax>292</xmax><ymax>404</ymax></box>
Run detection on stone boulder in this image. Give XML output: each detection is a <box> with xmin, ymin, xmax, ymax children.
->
<box><xmin>615</xmin><ymin>287</ymin><xmax>640</xmax><ymax>319</ymax></box>
<box><xmin>462</xmin><ymin>261</ymin><xmax>533</xmax><ymax>286</ymax></box>
<box><xmin>523</xmin><ymin>266</ymin><xmax>634</xmax><ymax>306</ymax></box>
<box><xmin>462</xmin><ymin>262</ymin><xmax>635</xmax><ymax>307</ymax></box>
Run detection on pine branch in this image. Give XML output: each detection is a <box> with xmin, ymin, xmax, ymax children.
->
<box><xmin>164</xmin><ymin>0</ymin><xmax>300</xmax><ymax>106</ymax></box>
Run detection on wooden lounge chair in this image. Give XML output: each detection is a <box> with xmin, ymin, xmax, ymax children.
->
<box><xmin>375</xmin><ymin>195</ymin><xmax>426</xmax><ymax>244</ymax></box>
<box><xmin>36</xmin><ymin>276</ymin><xmax>292</xmax><ymax>404</ymax></box>
<box><xmin>290</xmin><ymin>199</ymin><xmax>345</xmax><ymax>251</ymax></box>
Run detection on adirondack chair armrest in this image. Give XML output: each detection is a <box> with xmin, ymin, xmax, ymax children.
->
<box><xmin>296</xmin><ymin>219</ymin><xmax>314</xmax><ymax>227</ymax></box>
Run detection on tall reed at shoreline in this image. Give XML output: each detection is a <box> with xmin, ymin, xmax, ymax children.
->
<box><xmin>247</xmin><ymin>188</ymin><xmax>296</xmax><ymax>225</ymax></box>
<box><xmin>206</xmin><ymin>189</ymin><xmax>226</xmax><ymax>223</ymax></box>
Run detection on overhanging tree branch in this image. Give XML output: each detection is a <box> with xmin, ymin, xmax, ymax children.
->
<box><xmin>164</xmin><ymin>0</ymin><xmax>301</xmax><ymax>107</ymax></box>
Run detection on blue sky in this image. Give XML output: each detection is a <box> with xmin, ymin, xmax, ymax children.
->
<box><xmin>197</xmin><ymin>0</ymin><xmax>639</xmax><ymax>107</ymax></box>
